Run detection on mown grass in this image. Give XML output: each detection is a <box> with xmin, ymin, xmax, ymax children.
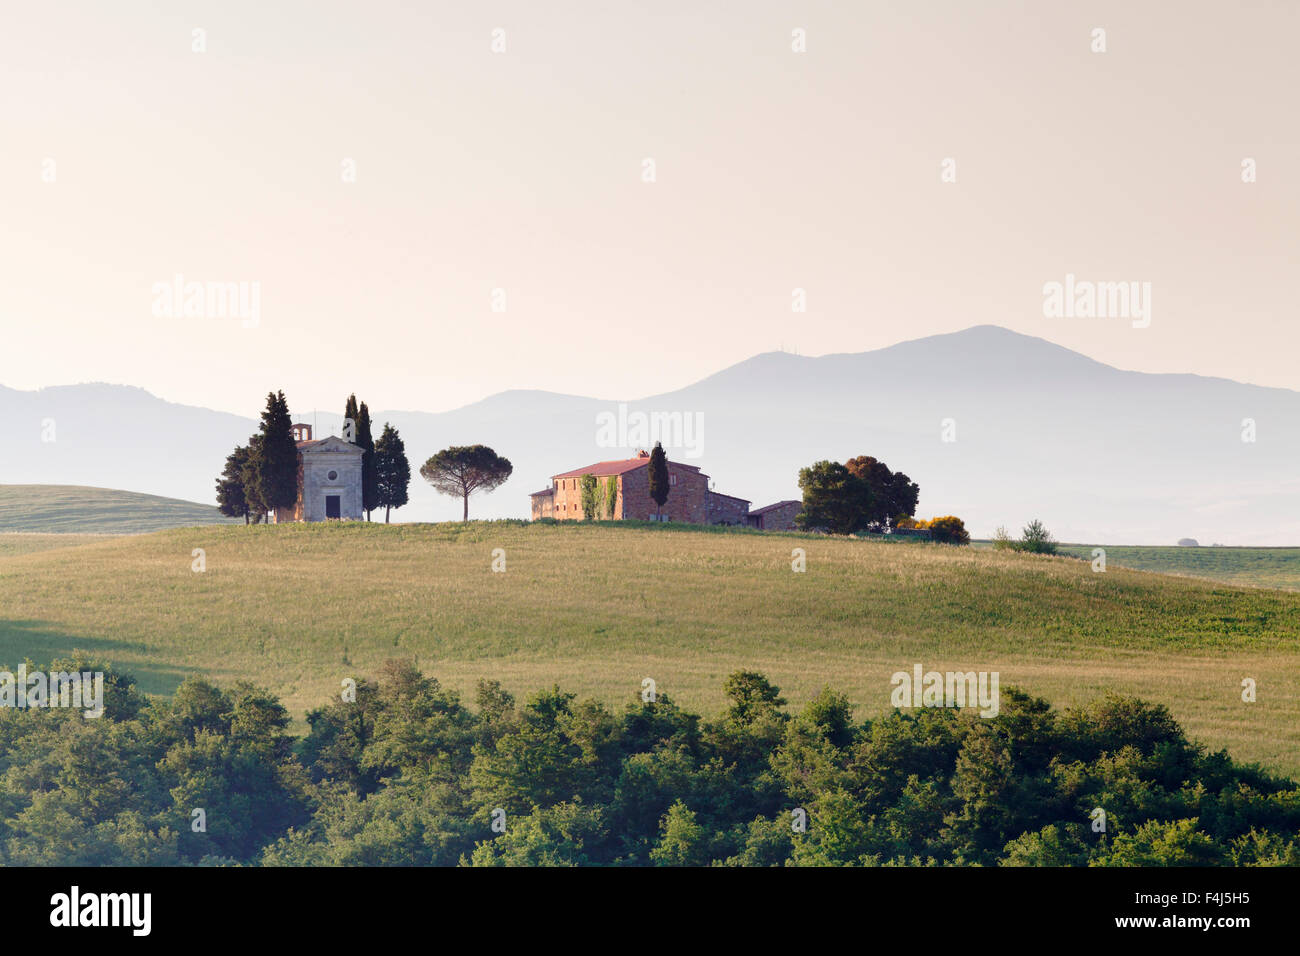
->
<box><xmin>1</xmin><ymin>520</ymin><xmax>1298</xmax><ymax>774</ymax></box>
<box><xmin>0</xmin><ymin>484</ymin><xmax>238</xmax><ymax>534</ymax></box>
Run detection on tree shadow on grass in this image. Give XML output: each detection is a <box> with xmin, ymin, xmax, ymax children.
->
<box><xmin>0</xmin><ymin>619</ymin><xmax>202</xmax><ymax>697</ymax></box>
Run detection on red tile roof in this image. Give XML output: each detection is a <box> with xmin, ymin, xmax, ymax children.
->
<box><xmin>551</xmin><ymin>456</ymin><xmax>702</xmax><ymax>480</ymax></box>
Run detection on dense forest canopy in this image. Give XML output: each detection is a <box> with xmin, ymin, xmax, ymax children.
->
<box><xmin>2</xmin><ymin>657</ymin><xmax>1298</xmax><ymax>866</ymax></box>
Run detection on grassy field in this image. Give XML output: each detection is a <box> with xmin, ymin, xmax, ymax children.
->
<box><xmin>0</xmin><ymin>484</ymin><xmax>239</xmax><ymax>534</ymax></box>
<box><xmin>0</xmin><ymin>533</ymin><xmax>120</xmax><ymax>557</ymax></box>
<box><xmin>1055</xmin><ymin>543</ymin><xmax>1300</xmax><ymax>591</ymax></box>
<box><xmin>2</xmin><ymin>520</ymin><xmax>1299</xmax><ymax>775</ymax></box>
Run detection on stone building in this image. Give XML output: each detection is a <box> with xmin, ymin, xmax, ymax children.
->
<box><xmin>707</xmin><ymin>491</ymin><xmax>752</xmax><ymax>526</ymax></box>
<box><xmin>530</xmin><ymin>449</ymin><xmax>797</xmax><ymax>530</ymax></box>
<box><xmin>745</xmin><ymin>500</ymin><xmax>801</xmax><ymax>532</ymax></box>
<box><xmin>272</xmin><ymin>424</ymin><xmax>364</xmax><ymax>523</ymax></box>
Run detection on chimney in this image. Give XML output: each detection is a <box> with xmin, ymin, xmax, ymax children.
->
<box><xmin>637</xmin><ymin>449</ymin><xmax>650</xmax><ymax>458</ymax></box>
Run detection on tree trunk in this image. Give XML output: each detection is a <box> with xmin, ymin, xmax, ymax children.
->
<box><xmin>385</xmin><ymin>506</ymin><xmax>391</xmax><ymax>524</ymax></box>
<box><xmin>462</xmin><ymin>493</ymin><xmax>469</xmax><ymax>522</ymax></box>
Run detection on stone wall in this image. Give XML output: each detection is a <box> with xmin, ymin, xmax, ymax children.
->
<box><xmin>748</xmin><ymin>500</ymin><xmax>802</xmax><ymax>531</ymax></box>
<box><xmin>551</xmin><ymin>475</ymin><xmax>585</xmax><ymax>519</ymax></box>
<box><xmin>619</xmin><ymin>464</ymin><xmax>709</xmax><ymax>522</ymax></box>
<box><xmin>706</xmin><ymin>492</ymin><xmax>751</xmax><ymax>525</ymax></box>
<box><xmin>300</xmin><ymin>446</ymin><xmax>364</xmax><ymax>521</ymax></box>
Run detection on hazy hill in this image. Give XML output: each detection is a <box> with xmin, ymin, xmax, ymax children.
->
<box><xmin>3</xmin><ymin>326</ymin><xmax>1298</xmax><ymax>544</ymax></box>
<box><xmin>0</xmin><ymin>484</ymin><xmax>238</xmax><ymax>533</ymax></box>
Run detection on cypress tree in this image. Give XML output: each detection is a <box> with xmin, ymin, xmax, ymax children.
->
<box><xmin>343</xmin><ymin>394</ymin><xmax>360</xmax><ymax>442</ymax></box>
<box><xmin>647</xmin><ymin>441</ymin><xmax>670</xmax><ymax>521</ymax></box>
<box><xmin>373</xmin><ymin>423</ymin><xmax>411</xmax><ymax>523</ymax></box>
<box><xmin>242</xmin><ymin>434</ymin><xmax>269</xmax><ymax>523</ymax></box>
<box><xmin>216</xmin><ymin>444</ymin><xmax>251</xmax><ymax>523</ymax></box>
<box><xmin>257</xmin><ymin>391</ymin><xmax>298</xmax><ymax>519</ymax></box>
<box><xmin>357</xmin><ymin>401</ymin><xmax>378</xmax><ymax>520</ymax></box>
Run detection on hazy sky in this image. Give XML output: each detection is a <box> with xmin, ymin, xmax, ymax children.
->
<box><xmin>2</xmin><ymin>1</ymin><xmax>1296</xmax><ymax>418</ymax></box>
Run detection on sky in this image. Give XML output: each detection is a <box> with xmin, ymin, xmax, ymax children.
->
<box><xmin>1</xmin><ymin>1</ymin><xmax>1297</xmax><ymax>418</ymax></box>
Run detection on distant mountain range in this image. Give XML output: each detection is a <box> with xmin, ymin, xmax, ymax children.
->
<box><xmin>4</xmin><ymin>326</ymin><xmax>1298</xmax><ymax>545</ymax></box>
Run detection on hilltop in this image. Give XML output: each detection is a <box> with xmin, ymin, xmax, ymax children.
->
<box><xmin>1</xmin><ymin>520</ymin><xmax>1297</xmax><ymax>775</ymax></box>
<box><xmin>0</xmin><ymin>484</ymin><xmax>238</xmax><ymax>534</ymax></box>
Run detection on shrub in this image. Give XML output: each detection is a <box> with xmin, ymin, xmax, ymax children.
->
<box><xmin>992</xmin><ymin>526</ymin><xmax>1016</xmax><ymax>551</ymax></box>
<box><xmin>1019</xmin><ymin>519</ymin><xmax>1057</xmax><ymax>554</ymax></box>
<box><xmin>927</xmin><ymin>515</ymin><xmax>970</xmax><ymax>545</ymax></box>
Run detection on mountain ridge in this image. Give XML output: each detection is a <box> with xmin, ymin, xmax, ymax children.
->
<box><xmin>3</xmin><ymin>326</ymin><xmax>1297</xmax><ymax>545</ymax></box>
<box><xmin>10</xmin><ymin>326</ymin><xmax>1299</xmax><ymax>412</ymax></box>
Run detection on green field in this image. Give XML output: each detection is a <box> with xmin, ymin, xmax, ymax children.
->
<box><xmin>2</xmin><ymin>520</ymin><xmax>1299</xmax><ymax>776</ymax></box>
<box><xmin>1055</xmin><ymin>543</ymin><xmax>1300</xmax><ymax>591</ymax></box>
<box><xmin>0</xmin><ymin>484</ymin><xmax>238</xmax><ymax>534</ymax></box>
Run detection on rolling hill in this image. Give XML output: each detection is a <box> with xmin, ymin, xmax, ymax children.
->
<box><xmin>4</xmin><ymin>326</ymin><xmax>1300</xmax><ymax>544</ymax></box>
<box><xmin>1054</xmin><ymin>544</ymin><xmax>1300</xmax><ymax>592</ymax></box>
<box><xmin>1</xmin><ymin>521</ymin><xmax>1298</xmax><ymax>775</ymax></box>
<box><xmin>0</xmin><ymin>484</ymin><xmax>239</xmax><ymax>534</ymax></box>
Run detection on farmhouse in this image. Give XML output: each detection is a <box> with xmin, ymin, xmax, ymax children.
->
<box><xmin>272</xmin><ymin>424</ymin><xmax>364</xmax><ymax>523</ymax></box>
<box><xmin>745</xmin><ymin>500</ymin><xmax>801</xmax><ymax>531</ymax></box>
<box><xmin>530</xmin><ymin>450</ymin><xmax>800</xmax><ymax>530</ymax></box>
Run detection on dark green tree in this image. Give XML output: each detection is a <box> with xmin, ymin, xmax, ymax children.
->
<box><xmin>845</xmin><ymin>455</ymin><xmax>920</xmax><ymax>531</ymax></box>
<box><xmin>343</xmin><ymin>394</ymin><xmax>360</xmax><ymax>442</ymax></box>
<box><xmin>215</xmin><ymin>445</ymin><xmax>251</xmax><ymax>523</ymax></box>
<box><xmin>373</xmin><ymin>423</ymin><xmax>411</xmax><ymax>523</ymax></box>
<box><xmin>722</xmin><ymin>671</ymin><xmax>787</xmax><ymax>726</ymax></box>
<box><xmin>343</xmin><ymin>394</ymin><xmax>378</xmax><ymax>520</ymax></box>
<box><xmin>358</xmin><ymin>401</ymin><xmax>378</xmax><ymax>520</ymax></box>
<box><xmin>419</xmin><ymin>445</ymin><xmax>513</xmax><ymax>521</ymax></box>
<box><xmin>795</xmin><ymin>460</ymin><xmax>872</xmax><ymax>534</ymax></box>
<box><xmin>647</xmin><ymin>442</ymin><xmax>670</xmax><ymax>521</ymax></box>
<box><xmin>241</xmin><ymin>434</ymin><xmax>269</xmax><ymax>523</ymax></box>
<box><xmin>256</xmin><ymin>391</ymin><xmax>298</xmax><ymax>518</ymax></box>
<box><xmin>1020</xmin><ymin>519</ymin><xmax>1057</xmax><ymax>554</ymax></box>
<box><xmin>468</xmin><ymin>687</ymin><xmax>586</xmax><ymax>813</ymax></box>
<box><xmin>650</xmin><ymin>801</ymin><xmax>708</xmax><ymax>866</ymax></box>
